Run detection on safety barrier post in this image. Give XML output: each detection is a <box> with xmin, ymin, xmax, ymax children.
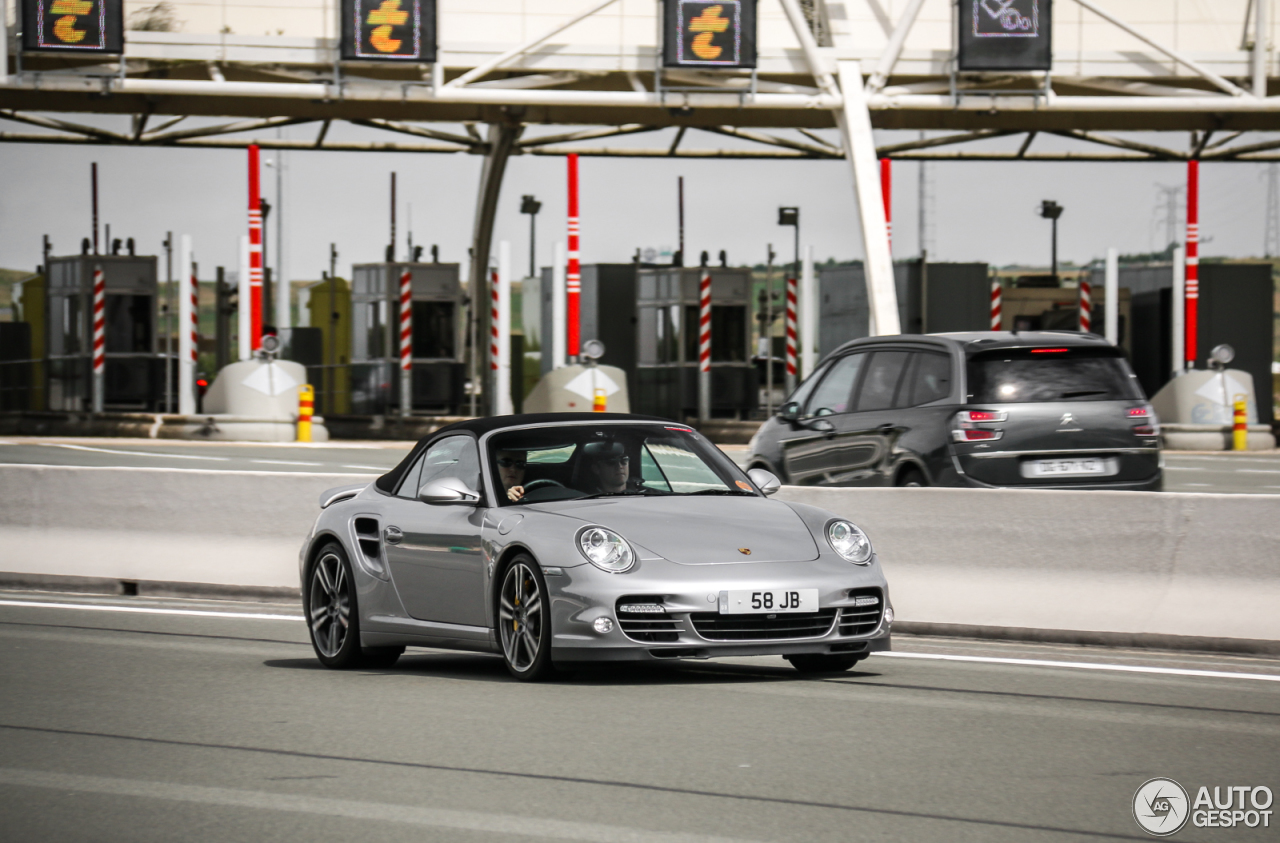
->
<box><xmin>1185</xmin><ymin>160</ymin><xmax>1199</xmax><ymax>367</ymax></box>
<box><xmin>298</xmin><ymin>384</ymin><xmax>314</xmax><ymax>442</ymax></box>
<box><xmin>1233</xmin><ymin>400</ymin><xmax>1248</xmax><ymax>451</ymax></box>
<box><xmin>92</xmin><ymin>266</ymin><xmax>105</xmax><ymax>413</ymax></box>
<box><xmin>784</xmin><ymin>275</ymin><xmax>798</xmax><ymax>395</ymax></box>
<box><xmin>698</xmin><ymin>268</ymin><xmax>711</xmax><ymax>422</ymax></box>
<box><xmin>399</xmin><ymin>266</ymin><xmax>412</xmax><ymax>417</ymax></box>
<box><xmin>178</xmin><ymin>235</ymin><xmax>197</xmax><ymax>415</ymax></box>
<box><xmin>593</xmin><ymin>388</ymin><xmax>607</xmax><ymax>412</ymax></box>
<box><xmin>1078</xmin><ymin>279</ymin><xmax>1092</xmax><ymax>333</ymax></box>
<box><xmin>990</xmin><ymin>277</ymin><xmax>1002</xmax><ymax>330</ymax></box>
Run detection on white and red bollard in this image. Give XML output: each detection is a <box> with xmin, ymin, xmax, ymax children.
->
<box><xmin>399</xmin><ymin>267</ymin><xmax>412</xmax><ymax>417</ymax></box>
<box><xmin>247</xmin><ymin>145</ymin><xmax>264</xmax><ymax>352</ymax></box>
<box><xmin>566</xmin><ymin>154</ymin><xmax>581</xmax><ymax>361</ymax></box>
<box><xmin>178</xmin><ymin>234</ymin><xmax>198</xmax><ymax>415</ymax></box>
<box><xmin>880</xmin><ymin>157</ymin><xmax>892</xmax><ymax>255</ymax></box>
<box><xmin>91</xmin><ymin>266</ymin><xmax>105</xmax><ymax>413</ymax></box>
<box><xmin>490</xmin><ymin>242</ymin><xmax>512</xmax><ymax>416</ymax></box>
<box><xmin>990</xmin><ymin>278</ymin><xmax>1002</xmax><ymax>331</ymax></box>
<box><xmin>785</xmin><ymin>276</ymin><xmax>798</xmax><ymax>395</ymax></box>
<box><xmin>698</xmin><ymin>269</ymin><xmax>712</xmax><ymax>422</ymax></box>
<box><xmin>1185</xmin><ymin>160</ymin><xmax>1200</xmax><ymax>368</ymax></box>
<box><xmin>1078</xmin><ymin>279</ymin><xmax>1092</xmax><ymax>333</ymax></box>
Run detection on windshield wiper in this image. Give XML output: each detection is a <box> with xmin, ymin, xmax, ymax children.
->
<box><xmin>683</xmin><ymin>489</ymin><xmax>756</xmax><ymax>496</ymax></box>
<box><xmin>575</xmin><ymin>488</ymin><xmax>675</xmax><ymax>500</ymax></box>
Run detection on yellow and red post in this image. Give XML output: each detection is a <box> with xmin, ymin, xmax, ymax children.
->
<box><xmin>298</xmin><ymin>384</ymin><xmax>315</xmax><ymax>443</ymax></box>
<box><xmin>1233</xmin><ymin>400</ymin><xmax>1248</xmax><ymax>451</ymax></box>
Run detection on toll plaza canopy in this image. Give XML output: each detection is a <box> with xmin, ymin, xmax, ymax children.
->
<box><xmin>5</xmin><ymin>0</ymin><xmax>1280</xmax><ymax>410</ymax></box>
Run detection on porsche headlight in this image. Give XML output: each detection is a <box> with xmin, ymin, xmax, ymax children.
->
<box><xmin>577</xmin><ymin>526</ymin><xmax>635</xmax><ymax>573</ymax></box>
<box><xmin>827</xmin><ymin>520</ymin><xmax>873</xmax><ymax>565</ymax></box>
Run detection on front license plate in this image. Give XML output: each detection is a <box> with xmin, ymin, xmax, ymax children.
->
<box><xmin>1027</xmin><ymin>457</ymin><xmax>1109</xmax><ymax>477</ymax></box>
<box><xmin>720</xmin><ymin>588</ymin><xmax>819</xmax><ymax>614</ymax></box>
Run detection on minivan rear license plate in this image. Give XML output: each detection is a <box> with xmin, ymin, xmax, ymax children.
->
<box><xmin>720</xmin><ymin>589</ymin><xmax>818</xmax><ymax>614</ymax></box>
<box><xmin>1027</xmin><ymin>458</ymin><xmax>1109</xmax><ymax>477</ymax></box>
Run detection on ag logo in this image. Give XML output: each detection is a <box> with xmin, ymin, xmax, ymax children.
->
<box><xmin>1133</xmin><ymin>778</ymin><xmax>1190</xmax><ymax>836</ymax></box>
<box><xmin>1060</xmin><ymin>412</ymin><xmax>1077</xmax><ymax>426</ymax></box>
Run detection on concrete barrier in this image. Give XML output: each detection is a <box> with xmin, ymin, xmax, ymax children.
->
<box><xmin>2</xmin><ymin>465</ymin><xmax>1278</xmax><ymax>645</ymax></box>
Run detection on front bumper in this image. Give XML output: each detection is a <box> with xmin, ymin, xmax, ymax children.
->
<box><xmin>542</xmin><ymin>553</ymin><xmax>892</xmax><ymax>665</ymax></box>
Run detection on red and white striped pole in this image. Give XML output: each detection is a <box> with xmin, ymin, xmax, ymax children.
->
<box><xmin>990</xmin><ymin>278</ymin><xmax>1003</xmax><ymax>331</ymax></box>
<box><xmin>399</xmin><ymin>267</ymin><xmax>412</xmax><ymax>417</ymax></box>
<box><xmin>490</xmin><ymin>241</ymin><xmax>512</xmax><ymax>415</ymax></box>
<box><xmin>178</xmin><ymin>235</ymin><xmax>197</xmax><ymax>415</ymax></box>
<box><xmin>91</xmin><ymin>266</ymin><xmax>105</xmax><ymax>412</ymax></box>
<box><xmin>1078</xmin><ymin>279</ymin><xmax>1092</xmax><ymax>333</ymax></box>
<box><xmin>1185</xmin><ymin>159</ymin><xmax>1199</xmax><ymax>368</ymax></box>
<box><xmin>785</xmin><ymin>275</ymin><xmax>798</xmax><ymax>394</ymax></box>
<box><xmin>247</xmin><ymin>145</ymin><xmax>264</xmax><ymax>352</ymax></box>
<box><xmin>880</xmin><ymin>157</ymin><xmax>892</xmax><ymax>254</ymax></box>
<box><xmin>566</xmin><ymin>154</ymin><xmax>581</xmax><ymax>361</ymax></box>
<box><xmin>697</xmin><ymin>268</ymin><xmax>712</xmax><ymax>422</ymax></box>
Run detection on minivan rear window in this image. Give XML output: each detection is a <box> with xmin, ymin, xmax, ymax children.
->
<box><xmin>966</xmin><ymin>348</ymin><xmax>1144</xmax><ymax>403</ymax></box>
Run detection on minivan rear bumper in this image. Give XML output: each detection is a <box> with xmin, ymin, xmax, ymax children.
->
<box><xmin>956</xmin><ymin>470</ymin><xmax>1163</xmax><ymax>492</ymax></box>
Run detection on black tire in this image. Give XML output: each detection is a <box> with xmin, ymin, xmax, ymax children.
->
<box><xmin>497</xmin><ymin>554</ymin><xmax>556</xmax><ymax>682</ymax></box>
<box><xmin>305</xmin><ymin>541</ymin><xmax>403</xmax><ymax>670</ymax></box>
<box><xmin>895</xmin><ymin>467</ymin><xmax>927</xmax><ymax>488</ymax></box>
<box><xmin>786</xmin><ymin>653</ymin><xmax>863</xmax><ymax>674</ymax></box>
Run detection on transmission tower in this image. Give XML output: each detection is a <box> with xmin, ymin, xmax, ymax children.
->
<box><xmin>1265</xmin><ymin>164</ymin><xmax>1280</xmax><ymax>258</ymax></box>
<box><xmin>1154</xmin><ymin>183</ymin><xmax>1183</xmax><ymax>253</ymax></box>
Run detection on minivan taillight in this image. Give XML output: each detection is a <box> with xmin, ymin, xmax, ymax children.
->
<box><xmin>952</xmin><ymin>410</ymin><xmax>1007</xmax><ymax>443</ymax></box>
<box><xmin>1129</xmin><ymin>404</ymin><xmax>1160</xmax><ymax>436</ymax></box>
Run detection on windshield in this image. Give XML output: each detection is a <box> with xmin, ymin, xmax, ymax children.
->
<box><xmin>488</xmin><ymin>423</ymin><xmax>757</xmax><ymax>506</ymax></box>
<box><xmin>967</xmin><ymin>348</ymin><xmax>1145</xmax><ymax>404</ymax></box>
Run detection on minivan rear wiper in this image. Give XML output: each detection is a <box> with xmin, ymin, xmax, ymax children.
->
<box><xmin>1060</xmin><ymin>390</ymin><xmax>1108</xmax><ymax>398</ymax></box>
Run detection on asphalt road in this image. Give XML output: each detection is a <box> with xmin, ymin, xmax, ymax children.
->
<box><xmin>2</xmin><ymin>437</ymin><xmax>1280</xmax><ymax>493</ymax></box>
<box><xmin>1</xmin><ymin>592</ymin><xmax>1277</xmax><ymax>842</ymax></box>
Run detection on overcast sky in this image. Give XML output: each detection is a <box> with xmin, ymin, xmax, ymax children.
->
<box><xmin>2</xmin><ymin>116</ymin><xmax>1277</xmax><ymax>284</ymax></box>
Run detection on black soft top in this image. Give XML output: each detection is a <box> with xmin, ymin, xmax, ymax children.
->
<box><xmin>374</xmin><ymin>412</ymin><xmax>676</xmax><ymax>493</ymax></box>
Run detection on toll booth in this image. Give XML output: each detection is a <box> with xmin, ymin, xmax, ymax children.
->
<box><xmin>303</xmin><ymin>276</ymin><xmax>352</xmax><ymax>415</ymax></box>
<box><xmin>634</xmin><ymin>266</ymin><xmax>755</xmax><ymax>420</ymax></box>
<box><xmin>349</xmin><ymin>262</ymin><xmax>466</xmax><ymax>415</ymax></box>
<box><xmin>44</xmin><ymin>255</ymin><xmax>161</xmax><ymax>411</ymax></box>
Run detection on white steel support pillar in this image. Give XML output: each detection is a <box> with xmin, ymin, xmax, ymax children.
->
<box><xmin>1104</xmin><ymin>247</ymin><xmax>1119</xmax><ymax>345</ymax></box>
<box><xmin>800</xmin><ymin>245</ymin><xmax>816</xmax><ymax>378</ymax></box>
<box><xmin>178</xmin><ymin>235</ymin><xmax>196</xmax><ymax>415</ymax></box>
<box><xmin>551</xmin><ymin>241</ymin><xmax>567</xmax><ymax>370</ymax></box>
<box><xmin>835</xmin><ymin>61</ymin><xmax>900</xmax><ymax>336</ymax></box>
<box><xmin>0</xmin><ymin>0</ymin><xmax>10</xmax><ymax>83</ymax></box>
<box><xmin>238</xmin><ymin>235</ymin><xmax>251</xmax><ymax>361</ymax></box>
<box><xmin>1171</xmin><ymin>245</ymin><xmax>1186</xmax><ymax>374</ymax></box>
<box><xmin>493</xmin><ymin>240</ymin><xmax>513</xmax><ymax>416</ymax></box>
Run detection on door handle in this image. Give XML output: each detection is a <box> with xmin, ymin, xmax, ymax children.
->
<box><xmin>877</xmin><ymin>424</ymin><xmax>895</xmax><ymax>431</ymax></box>
<box><xmin>383</xmin><ymin>526</ymin><xmax>403</xmax><ymax>545</ymax></box>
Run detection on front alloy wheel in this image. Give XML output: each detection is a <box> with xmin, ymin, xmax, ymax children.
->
<box><xmin>498</xmin><ymin>557</ymin><xmax>555</xmax><ymax>681</ymax></box>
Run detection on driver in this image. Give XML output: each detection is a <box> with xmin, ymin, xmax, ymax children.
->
<box><xmin>584</xmin><ymin>441</ymin><xmax>634</xmax><ymax>494</ymax></box>
<box><xmin>496</xmin><ymin>449</ymin><xmax>527</xmax><ymax>502</ymax></box>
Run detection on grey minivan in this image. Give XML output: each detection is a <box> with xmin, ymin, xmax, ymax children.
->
<box><xmin>746</xmin><ymin>331</ymin><xmax>1162</xmax><ymax>491</ymax></box>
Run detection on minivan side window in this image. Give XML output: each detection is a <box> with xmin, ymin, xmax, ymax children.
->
<box><xmin>803</xmin><ymin>353</ymin><xmax>865</xmax><ymax>417</ymax></box>
<box><xmin>855</xmin><ymin>351</ymin><xmax>911</xmax><ymax>412</ymax></box>
<box><xmin>905</xmin><ymin>352</ymin><xmax>953</xmax><ymax>406</ymax></box>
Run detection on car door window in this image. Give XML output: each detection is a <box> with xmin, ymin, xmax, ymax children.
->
<box><xmin>855</xmin><ymin>351</ymin><xmax>911</xmax><ymax>412</ymax></box>
<box><xmin>905</xmin><ymin>351</ymin><xmax>953</xmax><ymax>406</ymax></box>
<box><xmin>396</xmin><ymin>435</ymin><xmax>481</xmax><ymax>498</ymax></box>
<box><xmin>803</xmin><ymin>353</ymin><xmax>864</xmax><ymax>417</ymax></box>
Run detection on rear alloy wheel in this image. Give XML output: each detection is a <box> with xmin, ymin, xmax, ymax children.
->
<box><xmin>498</xmin><ymin>556</ymin><xmax>555</xmax><ymax>681</ymax></box>
<box><xmin>895</xmin><ymin>468</ymin><xmax>927</xmax><ymax>488</ymax></box>
<box><xmin>306</xmin><ymin>542</ymin><xmax>403</xmax><ymax>670</ymax></box>
<box><xmin>786</xmin><ymin>653</ymin><xmax>863</xmax><ymax>674</ymax></box>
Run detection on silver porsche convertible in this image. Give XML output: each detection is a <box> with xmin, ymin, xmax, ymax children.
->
<box><xmin>301</xmin><ymin>413</ymin><xmax>892</xmax><ymax>681</ymax></box>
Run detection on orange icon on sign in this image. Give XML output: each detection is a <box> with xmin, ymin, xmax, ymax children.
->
<box><xmin>50</xmin><ymin>0</ymin><xmax>93</xmax><ymax>43</ymax></box>
<box><xmin>366</xmin><ymin>0</ymin><xmax>409</xmax><ymax>53</ymax></box>
<box><xmin>689</xmin><ymin>5</ymin><xmax>729</xmax><ymax>60</ymax></box>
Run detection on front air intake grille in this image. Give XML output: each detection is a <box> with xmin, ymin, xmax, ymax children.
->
<box><xmin>689</xmin><ymin>609</ymin><xmax>838</xmax><ymax>641</ymax></box>
<box><xmin>616</xmin><ymin>596</ymin><xmax>682</xmax><ymax>643</ymax></box>
<box><xmin>839</xmin><ymin>589</ymin><xmax>884</xmax><ymax>636</ymax></box>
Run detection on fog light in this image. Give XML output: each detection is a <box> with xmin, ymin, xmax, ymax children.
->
<box><xmin>593</xmin><ymin>617</ymin><xmax>615</xmax><ymax>634</ymax></box>
<box><xmin>884</xmin><ymin>607</ymin><xmax>895</xmax><ymax>625</ymax></box>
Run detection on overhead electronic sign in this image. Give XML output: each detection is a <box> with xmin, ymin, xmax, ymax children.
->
<box><xmin>958</xmin><ymin>0</ymin><xmax>1051</xmax><ymax>71</ymax></box>
<box><xmin>662</xmin><ymin>0</ymin><xmax>757</xmax><ymax>69</ymax></box>
<box><xmin>21</xmin><ymin>0</ymin><xmax>123</xmax><ymax>54</ymax></box>
<box><xmin>340</xmin><ymin>0</ymin><xmax>436</xmax><ymax>62</ymax></box>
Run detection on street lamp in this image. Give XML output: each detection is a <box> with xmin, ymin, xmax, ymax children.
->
<box><xmin>520</xmin><ymin>194</ymin><xmax>542</xmax><ymax>278</ymax></box>
<box><xmin>1039</xmin><ymin>200</ymin><xmax>1063</xmax><ymax>284</ymax></box>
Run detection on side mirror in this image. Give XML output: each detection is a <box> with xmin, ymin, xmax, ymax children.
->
<box><xmin>747</xmin><ymin>468</ymin><xmax>781</xmax><ymax>497</ymax></box>
<box><xmin>418</xmin><ymin>478</ymin><xmax>482</xmax><ymax>505</ymax></box>
<box><xmin>778</xmin><ymin>401</ymin><xmax>801</xmax><ymax>423</ymax></box>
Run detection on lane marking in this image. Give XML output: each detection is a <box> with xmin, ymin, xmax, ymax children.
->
<box><xmin>345</xmin><ymin>464</ymin><xmax>392</xmax><ymax>471</ymax></box>
<box><xmin>873</xmin><ymin>651</ymin><xmax>1280</xmax><ymax>683</ymax></box>
<box><xmin>1181</xmin><ymin>483</ymin><xmax>1212</xmax><ymax>487</ymax></box>
<box><xmin>0</xmin><ymin>600</ymin><xmax>302</xmax><ymax>622</ymax></box>
<box><xmin>43</xmin><ymin>443</ymin><xmax>228</xmax><ymax>461</ymax></box>
<box><xmin>0</xmin><ymin>463</ymin><xmax>375</xmax><ymax>478</ymax></box>
<box><xmin>0</xmin><ymin>769</ymin><xmax>757</xmax><ymax>843</ymax></box>
<box><xmin>250</xmin><ymin>459</ymin><xmax>324</xmax><ymax>467</ymax></box>
<box><xmin>1236</xmin><ymin>468</ymin><xmax>1280</xmax><ymax>475</ymax></box>
<box><xmin>1161</xmin><ymin>466</ymin><xmax>1205</xmax><ymax>471</ymax></box>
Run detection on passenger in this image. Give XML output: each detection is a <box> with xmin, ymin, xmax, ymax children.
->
<box><xmin>584</xmin><ymin>441</ymin><xmax>634</xmax><ymax>494</ymax></box>
<box><xmin>496</xmin><ymin>449</ymin><xmax>527</xmax><ymax>502</ymax></box>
